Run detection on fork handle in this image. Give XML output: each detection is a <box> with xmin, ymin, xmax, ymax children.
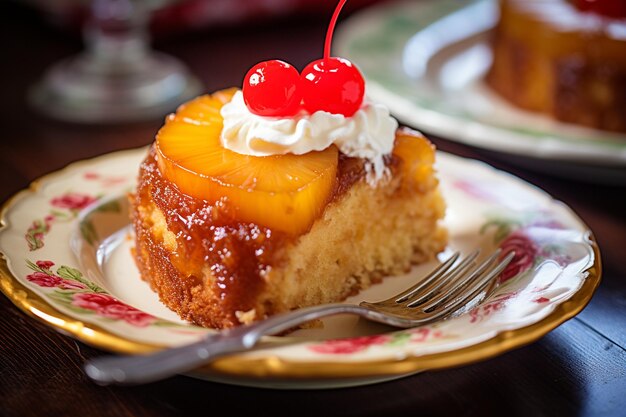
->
<box><xmin>85</xmin><ymin>303</ymin><xmax>366</xmax><ymax>385</ymax></box>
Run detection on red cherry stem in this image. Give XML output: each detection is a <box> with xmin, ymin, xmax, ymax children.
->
<box><xmin>324</xmin><ymin>0</ymin><xmax>348</xmax><ymax>62</ymax></box>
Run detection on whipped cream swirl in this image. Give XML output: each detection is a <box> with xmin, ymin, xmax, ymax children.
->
<box><xmin>220</xmin><ymin>91</ymin><xmax>398</xmax><ymax>184</ymax></box>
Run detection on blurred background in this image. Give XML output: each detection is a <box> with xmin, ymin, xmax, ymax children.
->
<box><xmin>1</xmin><ymin>0</ymin><xmax>390</xmax><ymax>125</ymax></box>
<box><xmin>0</xmin><ymin>0</ymin><xmax>389</xmax><ymax>198</ymax></box>
<box><xmin>18</xmin><ymin>0</ymin><xmax>384</xmax><ymax>35</ymax></box>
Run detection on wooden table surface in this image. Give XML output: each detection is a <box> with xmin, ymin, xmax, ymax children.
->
<box><xmin>1</xmin><ymin>2</ymin><xmax>625</xmax><ymax>416</ymax></box>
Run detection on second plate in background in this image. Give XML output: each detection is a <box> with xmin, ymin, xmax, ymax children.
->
<box><xmin>336</xmin><ymin>0</ymin><xmax>626</xmax><ymax>183</ymax></box>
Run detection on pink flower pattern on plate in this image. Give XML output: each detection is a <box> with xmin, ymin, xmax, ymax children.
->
<box><xmin>26</xmin><ymin>271</ymin><xmax>87</xmax><ymax>290</ymax></box>
<box><xmin>309</xmin><ymin>335</ymin><xmax>391</xmax><ymax>354</ymax></box>
<box><xmin>469</xmin><ymin>292</ymin><xmax>518</xmax><ymax>323</ymax></box>
<box><xmin>308</xmin><ymin>327</ymin><xmax>447</xmax><ymax>355</ymax></box>
<box><xmin>410</xmin><ymin>327</ymin><xmax>444</xmax><ymax>342</ymax></box>
<box><xmin>72</xmin><ymin>293</ymin><xmax>156</xmax><ymax>327</ymax></box>
<box><xmin>26</xmin><ymin>192</ymin><xmax>99</xmax><ymax>251</ymax></box>
<box><xmin>498</xmin><ymin>231</ymin><xmax>539</xmax><ymax>282</ymax></box>
<box><xmin>50</xmin><ymin>193</ymin><xmax>97</xmax><ymax>210</ymax></box>
<box><xmin>26</xmin><ymin>260</ymin><xmax>157</xmax><ymax>328</ymax></box>
<box><xmin>25</xmin><ymin>215</ymin><xmax>56</xmax><ymax>251</ymax></box>
<box><xmin>35</xmin><ymin>260</ymin><xmax>55</xmax><ymax>270</ymax></box>
<box><xmin>83</xmin><ymin>172</ymin><xmax>128</xmax><ymax>187</ymax></box>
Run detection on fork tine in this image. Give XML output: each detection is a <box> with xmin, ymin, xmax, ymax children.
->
<box><xmin>401</xmin><ymin>250</ymin><xmax>480</xmax><ymax>306</ymax></box>
<box><xmin>425</xmin><ymin>251</ymin><xmax>515</xmax><ymax>321</ymax></box>
<box><xmin>412</xmin><ymin>249</ymin><xmax>502</xmax><ymax>310</ymax></box>
<box><xmin>390</xmin><ymin>251</ymin><xmax>461</xmax><ymax>303</ymax></box>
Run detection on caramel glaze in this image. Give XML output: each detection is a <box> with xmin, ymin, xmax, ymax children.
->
<box><xmin>133</xmin><ymin>146</ymin><xmax>396</xmax><ymax>327</ymax></box>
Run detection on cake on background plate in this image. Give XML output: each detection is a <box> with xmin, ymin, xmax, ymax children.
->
<box><xmin>486</xmin><ymin>0</ymin><xmax>626</xmax><ymax>133</ymax></box>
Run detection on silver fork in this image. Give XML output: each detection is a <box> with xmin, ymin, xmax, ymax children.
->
<box><xmin>85</xmin><ymin>249</ymin><xmax>514</xmax><ymax>385</ymax></box>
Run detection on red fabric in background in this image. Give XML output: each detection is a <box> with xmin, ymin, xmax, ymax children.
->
<box><xmin>153</xmin><ymin>0</ymin><xmax>383</xmax><ymax>33</ymax></box>
<box><xmin>23</xmin><ymin>0</ymin><xmax>384</xmax><ymax>35</ymax></box>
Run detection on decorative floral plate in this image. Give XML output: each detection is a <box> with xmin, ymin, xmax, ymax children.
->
<box><xmin>336</xmin><ymin>0</ymin><xmax>626</xmax><ymax>183</ymax></box>
<box><xmin>0</xmin><ymin>147</ymin><xmax>600</xmax><ymax>389</ymax></box>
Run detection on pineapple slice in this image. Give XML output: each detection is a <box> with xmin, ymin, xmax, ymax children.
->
<box><xmin>155</xmin><ymin>89</ymin><xmax>339</xmax><ymax>235</ymax></box>
<box><xmin>392</xmin><ymin>129</ymin><xmax>437</xmax><ymax>192</ymax></box>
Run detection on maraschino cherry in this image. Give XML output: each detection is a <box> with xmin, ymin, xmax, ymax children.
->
<box><xmin>576</xmin><ymin>0</ymin><xmax>626</xmax><ymax>18</ymax></box>
<box><xmin>300</xmin><ymin>0</ymin><xmax>365</xmax><ymax>117</ymax></box>
<box><xmin>242</xmin><ymin>0</ymin><xmax>365</xmax><ymax>118</ymax></box>
<box><xmin>242</xmin><ymin>60</ymin><xmax>301</xmax><ymax>117</ymax></box>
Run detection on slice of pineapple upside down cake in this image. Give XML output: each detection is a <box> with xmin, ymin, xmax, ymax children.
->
<box><xmin>132</xmin><ymin>89</ymin><xmax>447</xmax><ymax>329</ymax></box>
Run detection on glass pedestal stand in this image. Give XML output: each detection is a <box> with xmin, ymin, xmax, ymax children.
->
<box><xmin>30</xmin><ymin>0</ymin><xmax>202</xmax><ymax>123</ymax></box>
